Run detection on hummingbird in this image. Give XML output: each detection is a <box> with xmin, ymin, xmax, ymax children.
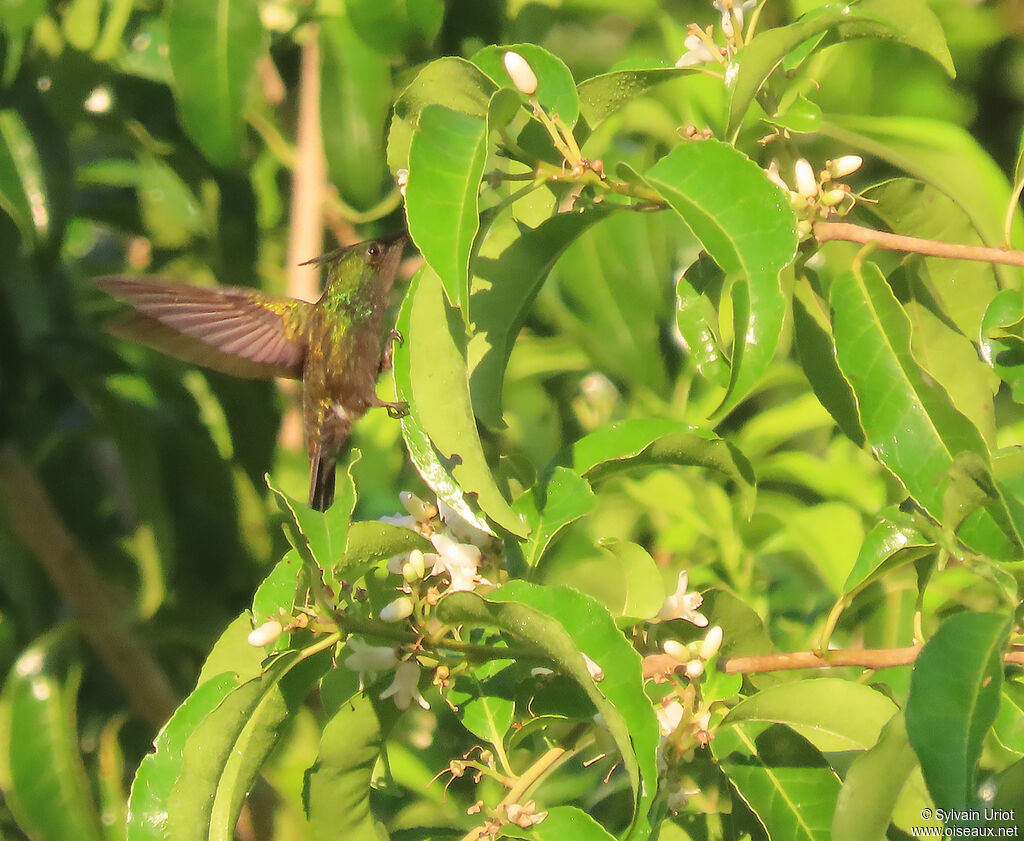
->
<box><xmin>95</xmin><ymin>234</ymin><xmax>408</xmax><ymax>511</ymax></box>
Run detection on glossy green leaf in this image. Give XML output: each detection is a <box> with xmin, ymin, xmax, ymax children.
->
<box><xmin>832</xmin><ymin>714</ymin><xmax>924</xmax><ymax>841</ymax></box>
<box><xmin>0</xmin><ymin>109</ymin><xmax>49</xmax><ymax>247</ymax></box>
<box><xmin>830</xmin><ymin>263</ymin><xmax>1018</xmax><ymax>559</ymax></box>
<box><xmin>0</xmin><ymin>0</ymin><xmax>44</xmax><ymax>83</ymax></box>
<box><xmin>714</xmin><ymin>722</ymin><xmax>841</xmax><ymax>841</ymax></box>
<box><xmin>304</xmin><ymin>691</ymin><xmax>395</xmax><ymax>841</ymax></box>
<box><xmin>677</xmin><ymin>255</ymin><xmax>729</xmax><ymax>388</ymax></box>
<box><xmin>266</xmin><ymin>463</ymin><xmax>358</xmax><ymax>576</ymax></box>
<box><xmin>347</xmin><ymin>0</ymin><xmax>443</xmax><ymax>57</ymax></box>
<box><xmin>406</xmin><ymin>105</ymin><xmax>487</xmax><ymax>314</ymax></box>
<box><xmin>866</xmin><ymin>179</ymin><xmax>1000</xmax><ymax>339</ymax></box>
<box><xmin>842</xmin><ymin>507</ymin><xmax>931</xmax><ymax>594</ymax></box>
<box><xmin>905</xmin><ymin>611</ymin><xmax>1011</xmax><ymax>811</ymax></box>
<box><xmin>127</xmin><ymin>674</ymin><xmax>238</xmax><ymax>841</ymax></box>
<box><xmin>499</xmin><ymin>805</ymin><xmax>617</xmax><ymax>840</ymax></box>
<box><xmin>394</xmin><ymin>266</ymin><xmax>527</xmax><ymax>537</ymax></box>
<box><xmin>994</xmin><ymin>680</ymin><xmax>1024</xmax><ymax>755</ymax></box>
<box><xmin>764</xmin><ymin>502</ymin><xmax>864</xmax><ymax>597</ymax></box>
<box><xmin>448</xmin><ymin>658</ymin><xmax>515</xmax><ymax>748</ymax></box>
<box><xmin>320</xmin><ymin>9</ymin><xmax>393</xmax><ymax>210</ymax></box>
<box><xmin>387</xmin><ymin>57</ymin><xmax>495</xmax><ymax>173</ymax></box>
<box><xmin>437</xmin><ymin>582</ymin><xmax>658</xmax><ymax>841</ymax></box>
<box><xmin>0</xmin><ymin>635</ymin><xmax>104</xmax><ymax>841</ymax></box>
<box><xmin>819</xmin><ymin>115</ymin><xmax>1024</xmax><ymax>289</ymax></box>
<box><xmin>167</xmin><ymin>648</ymin><xmax>333</xmax><ymax>841</ymax></box>
<box><xmin>473</xmin><ymin>44</ymin><xmax>579</xmax><ymax>127</ymax></box>
<box><xmin>335</xmin><ymin>521</ymin><xmax>433</xmax><ymax>579</ymax></box>
<box><xmin>515</xmin><ymin>467</ymin><xmax>595</xmax><ymax>568</ymax></box>
<box><xmin>601</xmin><ymin>540</ymin><xmax>664</xmax><ymax>624</ymax></box>
<box><xmin>469</xmin><ymin>207</ymin><xmax>610</xmax><ymax>427</ymax></box>
<box><xmin>570</xmin><ymin>419</ymin><xmax>756</xmax><ymax>517</ymax></box>
<box><xmin>727</xmin><ymin>0</ymin><xmax>954</xmax><ymax>138</ymax></box>
<box><xmin>577</xmin><ymin>67</ymin><xmax>697</xmax><ymax>133</ymax></box>
<box><xmin>792</xmin><ymin>278</ymin><xmax>865</xmax><ymax>446</ymax></box>
<box><xmin>166</xmin><ymin>0</ymin><xmax>267</xmax><ymax>168</ymax></box>
<box><xmin>981</xmin><ymin>289</ymin><xmax>1024</xmax><ymax>403</ymax></box>
<box><xmin>644</xmin><ymin>139</ymin><xmax>797</xmax><ymax>415</ymax></box>
<box><xmin>724</xmin><ymin>678</ymin><xmax>898</xmax><ymax>756</ymax></box>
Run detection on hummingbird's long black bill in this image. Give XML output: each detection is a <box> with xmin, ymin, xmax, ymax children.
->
<box><xmin>308</xmin><ymin>446</ymin><xmax>336</xmax><ymax>512</ymax></box>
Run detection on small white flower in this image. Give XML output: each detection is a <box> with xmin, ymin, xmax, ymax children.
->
<box><xmin>663</xmin><ymin>640</ymin><xmax>689</xmax><ymax>661</ymax></box>
<box><xmin>436</xmin><ymin>498</ymin><xmax>493</xmax><ymax>548</ymax></box>
<box><xmin>676</xmin><ymin>34</ymin><xmax>716</xmax><ymax>68</ymax></box>
<box><xmin>828</xmin><ymin>154</ymin><xmax>863</xmax><ymax>178</ymax></box>
<box><xmin>583</xmin><ymin>653</ymin><xmax>604</xmax><ymax>682</ymax></box>
<box><xmin>794</xmin><ymin>158</ymin><xmax>818</xmax><ymax>198</ymax></box>
<box><xmin>657</xmin><ymin>699</ymin><xmax>685</xmax><ymax>736</ymax></box>
<box><xmin>713</xmin><ymin>0</ymin><xmax>757</xmax><ymax>37</ymax></box>
<box><xmin>430</xmin><ymin>532</ymin><xmax>489</xmax><ymax>592</ymax></box>
<box><xmin>396</xmin><ymin>168</ymin><xmax>409</xmax><ymax>198</ymax></box>
<box><xmin>402</xmin><ymin>549</ymin><xmax>426</xmax><ymax>582</ymax></box>
<box><xmin>344</xmin><ymin>637</ymin><xmax>399</xmax><ymax>687</ymax></box>
<box><xmin>503</xmin><ymin>51</ymin><xmax>539</xmax><ymax>96</ymax></box>
<box><xmin>699</xmin><ymin>626</ymin><xmax>723</xmax><ymax>660</ymax></box>
<box><xmin>764</xmin><ymin>159</ymin><xmax>788</xmax><ymax>190</ymax></box>
<box><xmin>652</xmin><ymin>571</ymin><xmax>709</xmax><ymax>626</ymax></box>
<box><xmin>505</xmin><ymin>800</ymin><xmax>548</xmax><ymax>828</ymax></box>
<box><xmin>685</xmin><ymin>660</ymin><xmax>705</xmax><ymax>679</ymax></box>
<box><xmin>379</xmin><ymin>597</ymin><xmax>414</xmax><ymax>623</ymax></box>
<box><xmin>247</xmin><ymin>619</ymin><xmax>283</xmax><ymax>647</ymax></box>
<box><xmin>379</xmin><ymin>659</ymin><xmax>429</xmax><ymax>710</ymax></box>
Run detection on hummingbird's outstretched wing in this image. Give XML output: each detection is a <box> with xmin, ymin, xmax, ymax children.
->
<box><xmin>95</xmin><ymin>277</ymin><xmax>313</xmax><ymax>380</ymax></box>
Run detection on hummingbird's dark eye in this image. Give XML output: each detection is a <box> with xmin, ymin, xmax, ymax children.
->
<box><xmin>366</xmin><ymin>244</ymin><xmax>381</xmax><ymax>258</ymax></box>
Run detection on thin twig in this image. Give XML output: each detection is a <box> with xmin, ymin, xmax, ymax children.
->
<box><xmin>0</xmin><ymin>442</ymin><xmax>178</xmax><ymax>728</ymax></box>
<box><xmin>718</xmin><ymin>646</ymin><xmax>1024</xmax><ymax>675</ymax></box>
<box><xmin>814</xmin><ymin>221</ymin><xmax>1024</xmax><ymax>268</ymax></box>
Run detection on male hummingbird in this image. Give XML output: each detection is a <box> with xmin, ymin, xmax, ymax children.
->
<box><xmin>95</xmin><ymin>234</ymin><xmax>408</xmax><ymax>511</ymax></box>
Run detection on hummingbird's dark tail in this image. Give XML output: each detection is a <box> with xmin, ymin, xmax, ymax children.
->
<box><xmin>308</xmin><ymin>448</ymin><xmax>336</xmax><ymax>512</ymax></box>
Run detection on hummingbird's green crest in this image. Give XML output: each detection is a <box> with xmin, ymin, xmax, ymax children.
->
<box><xmin>95</xmin><ymin>234</ymin><xmax>408</xmax><ymax>511</ymax></box>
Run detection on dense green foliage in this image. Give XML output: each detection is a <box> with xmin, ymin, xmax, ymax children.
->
<box><xmin>2</xmin><ymin>0</ymin><xmax>1024</xmax><ymax>839</ymax></box>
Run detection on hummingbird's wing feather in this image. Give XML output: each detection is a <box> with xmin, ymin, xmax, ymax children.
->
<box><xmin>96</xmin><ymin>277</ymin><xmax>312</xmax><ymax>380</ymax></box>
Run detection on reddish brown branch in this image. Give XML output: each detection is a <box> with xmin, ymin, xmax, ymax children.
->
<box><xmin>719</xmin><ymin>646</ymin><xmax>1024</xmax><ymax>675</ymax></box>
<box><xmin>814</xmin><ymin>221</ymin><xmax>1024</xmax><ymax>268</ymax></box>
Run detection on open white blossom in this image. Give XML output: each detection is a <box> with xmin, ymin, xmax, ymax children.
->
<box><xmin>652</xmin><ymin>571</ymin><xmax>709</xmax><ymax>626</ymax></box>
<box><xmin>430</xmin><ymin>532</ymin><xmax>489</xmax><ymax>592</ymax></box>
<box><xmin>436</xmin><ymin>498</ymin><xmax>494</xmax><ymax>548</ymax></box>
<box><xmin>657</xmin><ymin>699</ymin><xmax>685</xmax><ymax>736</ymax></box>
<box><xmin>676</xmin><ymin>34</ymin><xmax>716</xmax><ymax>67</ymax></box>
<box><xmin>344</xmin><ymin>637</ymin><xmax>399</xmax><ymax>688</ymax></box>
<box><xmin>713</xmin><ymin>0</ymin><xmax>757</xmax><ymax>37</ymax></box>
<box><xmin>379</xmin><ymin>659</ymin><xmax>429</xmax><ymax>710</ymax></box>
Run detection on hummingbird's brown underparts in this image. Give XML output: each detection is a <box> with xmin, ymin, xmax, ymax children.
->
<box><xmin>95</xmin><ymin>234</ymin><xmax>408</xmax><ymax>511</ymax></box>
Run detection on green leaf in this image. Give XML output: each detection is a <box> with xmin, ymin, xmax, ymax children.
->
<box><xmin>436</xmin><ymin>583</ymin><xmax>659</xmax><ymax>841</ymax></box>
<box><xmin>335</xmin><ymin>521</ymin><xmax>433</xmax><ymax>579</ymax></box>
<box><xmin>644</xmin><ymin>139</ymin><xmax>797</xmax><ymax>416</ymax></box>
<box><xmin>0</xmin><ymin>635</ymin><xmax>104</xmax><ymax>841</ymax></box>
<box><xmin>994</xmin><ymin>679</ymin><xmax>1024</xmax><ymax>755</ymax></box>
<box><xmin>251</xmin><ymin>553</ymin><xmax>301</xmax><ymax>626</ymax></box>
<box><xmin>266</xmin><ymin>464</ymin><xmax>357</xmax><ymax>574</ymax></box>
<box><xmin>320</xmin><ymin>8</ymin><xmax>393</xmax><ymax>211</ymax></box>
<box><xmin>981</xmin><ymin>289</ymin><xmax>1024</xmax><ymax>402</ymax></box>
<box><xmin>677</xmin><ymin>255</ymin><xmax>729</xmax><ymax>389</ymax></box>
<box><xmin>0</xmin><ymin>0</ymin><xmax>44</xmax><ymax>83</ymax></box>
<box><xmin>819</xmin><ymin>115</ymin><xmax>1024</xmax><ymax>289</ymax></box>
<box><xmin>62</xmin><ymin>0</ymin><xmax>102</xmax><ymax>51</ymax></box>
<box><xmin>394</xmin><ymin>266</ymin><xmax>527</xmax><ymax>537</ymax></box>
<box><xmin>714</xmin><ymin>722</ymin><xmax>841</xmax><ymax>841</ymax></box>
<box><xmin>473</xmin><ymin>44</ymin><xmax>579</xmax><ymax>127</ymax></box>
<box><xmin>727</xmin><ymin>0</ymin><xmax>954</xmax><ymax>139</ymax></box>
<box><xmin>516</xmin><ymin>467</ymin><xmax>595</xmax><ymax>568</ymax></box>
<box><xmin>905</xmin><ymin>611</ymin><xmax>1011</xmax><ymax>811</ymax></box>
<box><xmin>723</xmin><ymin>678</ymin><xmax>898</xmax><ymax>758</ymax></box>
<box><xmin>830</xmin><ymin>262</ymin><xmax>1018</xmax><ymax>560</ymax></box>
<box><xmin>168</xmin><ymin>649</ymin><xmax>333</xmax><ymax>841</ymax></box>
<box><xmin>832</xmin><ymin>714</ymin><xmax>921</xmax><ymax>841</ymax></box>
<box><xmin>347</xmin><ymin>0</ymin><xmax>443</xmax><ymax>57</ymax></box>
<box><xmin>127</xmin><ymin>674</ymin><xmax>238</xmax><ymax>841</ymax></box>
<box><xmin>601</xmin><ymin>540</ymin><xmax>664</xmax><ymax>624</ymax></box>
<box><xmin>499</xmin><ymin>805</ymin><xmax>618</xmax><ymax>840</ymax></box>
<box><xmin>570</xmin><ymin>419</ymin><xmax>756</xmax><ymax>517</ymax></box>
<box><xmin>166</xmin><ymin>0</ymin><xmax>267</xmax><ymax>168</ymax></box>
<box><xmin>406</xmin><ymin>105</ymin><xmax>488</xmax><ymax>315</ymax></box>
<box><xmin>764</xmin><ymin>503</ymin><xmax>864</xmax><ymax>597</ymax></box>
<box><xmin>577</xmin><ymin>67</ymin><xmax>698</xmax><ymax>133</ymax></box>
<box><xmin>469</xmin><ymin>207</ymin><xmax>610</xmax><ymax>427</ymax></box>
<box><xmin>0</xmin><ymin>109</ymin><xmax>49</xmax><ymax>247</ymax></box>
<box><xmin>448</xmin><ymin>658</ymin><xmax>515</xmax><ymax>749</ymax></box>
<box><xmin>304</xmin><ymin>691</ymin><xmax>395</xmax><ymax>841</ymax></box>
<box><xmin>388</xmin><ymin>57</ymin><xmax>496</xmax><ymax>173</ymax></box>
<box><xmin>842</xmin><ymin>507</ymin><xmax>931</xmax><ymax>595</ymax></box>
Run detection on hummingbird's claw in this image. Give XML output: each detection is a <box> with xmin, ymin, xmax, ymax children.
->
<box><xmin>384</xmin><ymin>401</ymin><xmax>409</xmax><ymax>419</ymax></box>
<box><xmin>389</xmin><ymin>329</ymin><xmax>404</xmax><ymax>346</ymax></box>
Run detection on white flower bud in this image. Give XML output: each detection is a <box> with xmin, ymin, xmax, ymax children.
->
<box><xmin>247</xmin><ymin>619</ymin><xmax>283</xmax><ymax>647</ymax></box>
<box><xmin>583</xmin><ymin>653</ymin><xmax>604</xmax><ymax>682</ymax></box>
<box><xmin>794</xmin><ymin>158</ymin><xmax>817</xmax><ymax>198</ymax></box>
<box><xmin>764</xmin><ymin>160</ymin><xmax>787</xmax><ymax>190</ymax></box>
<box><xmin>685</xmin><ymin>659</ymin><xmax>705</xmax><ymax>679</ymax></box>
<box><xmin>396</xmin><ymin>168</ymin><xmax>408</xmax><ymax>198</ymax></box>
<box><xmin>828</xmin><ymin>155</ymin><xmax>863</xmax><ymax>178</ymax></box>
<box><xmin>379</xmin><ymin>597</ymin><xmax>414</xmax><ymax>623</ymax></box>
<box><xmin>399</xmin><ymin>491</ymin><xmax>435</xmax><ymax>522</ymax></box>
<box><xmin>662</xmin><ymin>640</ymin><xmax>689</xmax><ymax>661</ymax></box>
<box><xmin>503</xmin><ymin>51</ymin><xmax>538</xmax><ymax>96</ymax></box>
<box><xmin>699</xmin><ymin>626</ymin><xmax>723</xmax><ymax>660</ymax></box>
<box><xmin>797</xmin><ymin>219</ymin><xmax>813</xmax><ymax>239</ymax></box>
<box><xmin>402</xmin><ymin>549</ymin><xmax>426</xmax><ymax>582</ymax></box>
<box><xmin>820</xmin><ymin>188</ymin><xmax>846</xmax><ymax>207</ymax></box>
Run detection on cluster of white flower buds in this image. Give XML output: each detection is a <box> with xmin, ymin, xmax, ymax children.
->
<box><xmin>676</xmin><ymin>0</ymin><xmax>758</xmax><ymax>67</ymax></box>
<box><xmin>765</xmin><ymin>154</ymin><xmax>864</xmax><ymax>238</ymax></box>
<box><xmin>662</xmin><ymin>625</ymin><xmax>723</xmax><ymax>680</ymax></box>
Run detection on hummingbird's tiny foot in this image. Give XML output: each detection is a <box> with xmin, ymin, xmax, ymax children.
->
<box><xmin>389</xmin><ymin>329</ymin><xmax>404</xmax><ymax>346</ymax></box>
<box><xmin>382</xmin><ymin>400</ymin><xmax>409</xmax><ymax>419</ymax></box>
